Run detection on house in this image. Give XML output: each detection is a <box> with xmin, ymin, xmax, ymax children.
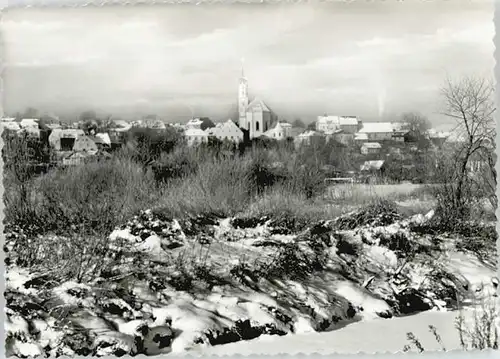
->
<box><xmin>361</xmin><ymin>142</ymin><xmax>382</xmax><ymax>155</ymax></box>
<box><xmin>185</xmin><ymin>128</ymin><xmax>208</xmax><ymax>146</ymax></box>
<box><xmin>263</xmin><ymin>121</ymin><xmax>293</xmax><ymax>140</ymax></box>
<box><xmin>316</xmin><ymin>116</ymin><xmax>338</xmax><ymax>134</ymax></box>
<box><xmin>358</xmin><ymin>122</ymin><xmax>393</xmax><ymax>141</ymax></box>
<box><xmin>20</xmin><ymin>118</ymin><xmax>39</xmax><ymax>129</ymax></box>
<box><xmin>316</xmin><ymin>115</ymin><xmax>361</xmax><ymax>134</ymax></box>
<box><xmin>338</xmin><ymin>116</ymin><xmax>361</xmax><ymax>134</ymax></box>
<box><xmin>49</xmin><ymin>129</ymin><xmax>98</xmax><ymax>152</ymax></box>
<box><xmin>205</xmin><ymin>119</ymin><xmax>244</xmax><ymax>143</ymax></box>
<box><xmin>294</xmin><ymin>130</ymin><xmax>325</xmax><ymax>148</ymax></box>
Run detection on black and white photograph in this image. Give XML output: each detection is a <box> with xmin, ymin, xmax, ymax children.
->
<box><xmin>1</xmin><ymin>0</ymin><xmax>498</xmax><ymax>357</ymax></box>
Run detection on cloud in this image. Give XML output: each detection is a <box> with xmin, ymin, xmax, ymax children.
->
<box><xmin>1</xmin><ymin>3</ymin><xmax>494</xmax><ymax>127</ymax></box>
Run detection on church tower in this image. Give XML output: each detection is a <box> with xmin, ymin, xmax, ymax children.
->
<box><xmin>238</xmin><ymin>59</ymin><xmax>249</xmax><ymax>128</ymax></box>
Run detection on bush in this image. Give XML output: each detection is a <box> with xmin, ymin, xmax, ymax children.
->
<box><xmin>6</xmin><ymin>158</ymin><xmax>157</xmax><ymax>235</ymax></box>
<box><xmin>152</xmin><ymin>147</ymin><xmax>199</xmax><ymax>182</ymax></box>
<box><xmin>156</xmin><ymin>155</ymin><xmax>252</xmax><ymax>218</ymax></box>
<box><xmin>263</xmin><ymin>241</ymin><xmax>326</xmax><ymax>280</ymax></box>
<box><xmin>123</xmin><ymin>126</ymin><xmax>182</xmax><ymax>165</ymax></box>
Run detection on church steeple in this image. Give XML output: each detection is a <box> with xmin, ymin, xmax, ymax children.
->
<box><xmin>238</xmin><ymin>58</ymin><xmax>248</xmax><ymax>126</ymax></box>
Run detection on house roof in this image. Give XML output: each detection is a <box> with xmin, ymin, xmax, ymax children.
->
<box><xmin>360</xmin><ymin>160</ymin><xmax>385</xmax><ymax>171</ymax></box>
<box><xmin>20</xmin><ymin>119</ymin><xmax>39</xmax><ymax>128</ymax></box>
<box><xmin>2</xmin><ymin>122</ymin><xmax>21</xmax><ymax>131</ymax></box>
<box><xmin>362</xmin><ymin>142</ymin><xmax>382</xmax><ymax>149</ymax></box>
<box><xmin>206</xmin><ymin>119</ymin><xmax>242</xmax><ymax>136</ymax></box>
<box><xmin>246</xmin><ymin>98</ymin><xmax>270</xmax><ymax>112</ymax></box>
<box><xmin>92</xmin><ymin>133</ymin><xmax>111</xmax><ymax>145</ymax></box>
<box><xmin>359</xmin><ymin>122</ymin><xmax>395</xmax><ymax>133</ymax></box>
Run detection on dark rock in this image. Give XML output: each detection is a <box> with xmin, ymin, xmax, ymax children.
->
<box><xmin>396</xmin><ymin>288</ymin><xmax>432</xmax><ymax>315</ymax></box>
<box><xmin>231</xmin><ymin>216</ymin><xmax>268</xmax><ymax>229</ymax></box>
<box><xmin>152</xmin><ymin>333</ymin><xmax>172</xmax><ymax>349</ymax></box>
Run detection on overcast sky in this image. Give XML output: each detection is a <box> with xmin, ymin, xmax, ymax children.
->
<box><xmin>2</xmin><ymin>1</ymin><xmax>495</xmax><ymax>128</ymax></box>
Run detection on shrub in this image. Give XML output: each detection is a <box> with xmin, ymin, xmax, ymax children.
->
<box><xmin>7</xmin><ymin>158</ymin><xmax>157</xmax><ymax>235</ymax></box>
<box><xmin>123</xmin><ymin>126</ymin><xmax>182</xmax><ymax>165</ymax></box>
<box><xmin>263</xmin><ymin>242</ymin><xmax>326</xmax><ymax>280</ymax></box>
<box><xmin>156</xmin><ymin>155</ymin><xmax>252</xmax><ymax>218</ymax></box>
<box><xmin>152</xmin><ymin>147</ymin><xmax>199</xmax><ymax>182</ymax></box>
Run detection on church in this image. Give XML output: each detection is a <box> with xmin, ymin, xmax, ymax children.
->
<box><xmin>237</xmin><ymin>63</ymin><xmax>274</xmax><ymax>139</ymax></box>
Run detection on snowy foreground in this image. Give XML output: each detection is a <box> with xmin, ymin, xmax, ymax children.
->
<box><xmin>197</xmin><ymin>308</ymin><xmax>477</xmax><ymax>355</ymax></box>
<box><xmin>5</xmin><ymin>206</ymin><xmax>497</xmax><ymax>357</ymax></box>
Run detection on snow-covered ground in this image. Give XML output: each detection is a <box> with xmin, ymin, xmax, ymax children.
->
<box><xmin>5</xmin><ymin>206</ymin><xmax>498</xmax><ymax>357</ymax></box>
<box><xmin>196</xmin><ymin>309</ymin><xmax>463</xmax><ymax>355</ymax></box>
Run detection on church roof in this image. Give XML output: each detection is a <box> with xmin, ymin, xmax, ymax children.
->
<box><xmin>246</xmin><ymin>97</ymin><xmax>270</xmax><ymax>112</ymax></box>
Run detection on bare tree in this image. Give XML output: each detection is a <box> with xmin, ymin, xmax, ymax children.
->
<box><xmin>401</xmin><ymin>112</ymin><xmax>431</xmax><ymax>146</ymax></box>
<box><xmin>440</xmin><ymin>76</ymin><xmax>496</xmax><ymax>219</ymax></box>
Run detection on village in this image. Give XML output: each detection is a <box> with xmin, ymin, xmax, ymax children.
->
<box><xmin>1</xmin><ymin>68</ymin><xmax>462</xmax><ymax>185</ymax></box>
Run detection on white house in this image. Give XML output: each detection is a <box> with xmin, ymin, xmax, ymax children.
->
<box><xmin>316</xmin><ymin>116</ymin><xmax>339</xmax><ymax>134</ymax></box>
<box><xmin>358</xmin><ymin>122</ymin><xmax>407</xmax><ymax>141</ymax></box>
<box><xmin>205</xmin><ymin>119</ymin><xmax>243</xmax><ymax>143</ymax></box>
<box><xmin>360</xmin><ymin>142</ymin><xmax>382</xmax><ymax>155</ymax></box>
<box><xmin>263</xmin><ymin>122</ymin><xmax>293</xmax><ymax>140</ymax></box>
<box><xmin>316</xmin><ymin>115</ymin><xmax>361</xmax><ymax>134</ymax></box>
<box><xmin>20</xmin><ymin>118</ymin><xmax>39</xmax><ymax>129</ymax></box>
<box><xmin>49</xmin><ymin>129</ymin><xmax>98</xmax><ymax>152</ymax></box>
<box><xmin>185</xmin><ymin>128</ymin><xmax>208</xmax><ymax>146</ymax></box>
<box><xmin>294</xmin><ymin>130</ymin><xmax>324</xmax><ymax>148</ymax></box>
